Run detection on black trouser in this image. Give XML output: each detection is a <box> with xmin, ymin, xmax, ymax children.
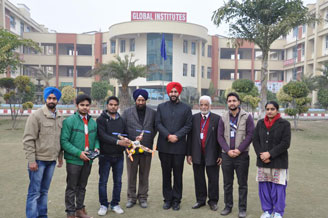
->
<box><xmin>192</xmin><ymin>155</ymin><xmax>219</xmax><ymax>205</ymax></box>
<box><xmin>221</xmin><ymin>152</ymin><xmax>249</xmax><ymax>212</ymax></box>
<box><xmin>158</xmin><ymin>152</ymin><xmax>185</xmax><ymax>204</ymax></box>
<box><xmin>65</xmin><ymin>162</ymin><xmax>92</xmax><ymax>215</ymax></box>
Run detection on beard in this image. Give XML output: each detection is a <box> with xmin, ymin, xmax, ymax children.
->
<box><xmin>169</xmin><ymin>95</ymin><xmax>178</xmax><ymax>103</ymax></box>
<box><xmin>229</xmin><ymin>106</ymin><xmax>238</xmax><ymax>111</ymax></box>
<box><xmin>136</xmin><ymin>104</ymin><xmax>146</xmax><ymax>110</ymax></box>
<box><xmin>107</xmin><ymin>110</ymin><xmax>117</xmax><ymax>115</ymax></box>
<box><xmin>46</xmin><ymin>103</ymin><xmax>56</xmax><ymax>109</ymax></box>
<box><xmin>201</xmin><ymin>110</ymin><xmax>209</xmax><ymax>115</ymax></box>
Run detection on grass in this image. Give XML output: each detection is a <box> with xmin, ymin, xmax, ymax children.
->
<box><xmin>0</xmin><ymin>118</ymin><xmax>327</xmax><ymax>218</ymax></box>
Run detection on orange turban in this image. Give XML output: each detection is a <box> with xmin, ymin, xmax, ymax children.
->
<box><xmin>166</xmin><ymin>82</ymin><xmax>183</xmax><ymax>95</ymax></box>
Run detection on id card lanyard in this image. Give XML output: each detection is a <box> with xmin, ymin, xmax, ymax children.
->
<box><xmin>200</xmin><ymin>112</ymin><xmax>210</xmax><ymax>140</ymax></box>
<box><xmin>230</xmin><ymin>118</ymin><xmax>238</xmax><ymax>138</ymax></box>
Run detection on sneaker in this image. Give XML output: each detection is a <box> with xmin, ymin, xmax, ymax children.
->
<box><xmin>273</xmin><ymin>212</ymin><xmax>282</xmax><ymax>218</ymax></box>
<box><xmin>112</xmin><ymin>205</ymin><xmax>124</xmax><ymax>214</ymax></box>
<box><xmin>261</xmin><ymin>211</ymin><xmax>272</xmax><ymax>218</ymax></box>
<box><xmin>98</xmin><ymin>205</ymin><xmax>108</xmax><ymax>216</ymax></box>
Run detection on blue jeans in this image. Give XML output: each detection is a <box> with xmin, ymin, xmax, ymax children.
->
<box><xmin>98</xmin><ymin>155</ymin><xmax>124</xmax><ymax>208</ymax></box>
<box><xmin>26</xmin><ymin>160</ymin><xmax>56</xmax><ymax>218</ymax></box>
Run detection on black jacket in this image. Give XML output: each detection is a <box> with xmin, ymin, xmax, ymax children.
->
<box><xmin>253</xmin><ymin>118</ymin><xmax>291</xmax><ymax>169</ymax></box>
<box><xmin>122</xmin><ymin>106</ymin><xmax>157</xmax><ymax>155</ymax></box>
<box><xmin>96</xmin><ymin>110</ymin><xmax>125</xmax><ymax>157</ymax></box>
<box><xmin>156</xmin><ymin>100</ymin><xmax>192</xmax><ymax>155</ymax></box>
<box><xmin>187</xmin><ymin>112</ymin><xmax>221</xmax><ymax>166</ymax></box>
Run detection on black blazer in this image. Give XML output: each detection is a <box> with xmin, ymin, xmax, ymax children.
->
<box><xmin>187</xmin><ymin>112</ymin><xmax>221</xmax><ymax>166</ymax></box>
<box><xmin>252</xmin><ymin>118</ymin><xmax>291</xmax><ymax>169</ymax></box>
<box><xmin>155</xmin><ymin>101</ymin><xmax>192</xmax><ymax>155</ymax></box>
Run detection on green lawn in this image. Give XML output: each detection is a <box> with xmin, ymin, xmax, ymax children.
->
<box><xmin>0</xmin><ymin>118</ymin><xmax>327</xmax><ymax>218</ymax></box>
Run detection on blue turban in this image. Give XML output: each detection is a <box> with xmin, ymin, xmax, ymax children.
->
<box><xmin>44</xmin><ymin>87</ymin><xmax>62</xmax><ymax>102</ymax></box>
<box><xmin>133</xmin><ymin>89</ymin><xmax>148</xmax><ymax>101</ymax></box>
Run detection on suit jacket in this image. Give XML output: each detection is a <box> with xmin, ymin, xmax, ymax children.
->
<box><xmin>156</xmin><ymin>100</ymin><xmax>192</xmax><ymax>155</ymax></box>
<box><xmin>122</xmin><ymin>106</ymin><xmax>157</xmax><ymax>153</ymax></box>
<box><xmin>187</xmin><ymin>112</ymin><xmax>221</xmax><ymax>166</ymax></box>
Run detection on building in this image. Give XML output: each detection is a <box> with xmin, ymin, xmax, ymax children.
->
<box><xmin>2</xmin><ymin>0</ymin><xmax>327</xmax><ymax>103</ymax></box>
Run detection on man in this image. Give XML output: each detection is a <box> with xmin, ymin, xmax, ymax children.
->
<box><xmin>96</xmin><ymin>96</ymin><xmax>131</xmax><ymax>216</ymax></box>
<box><xmin>217</xmin><ymin>92</ymin><xmax>254</xmax><ymax>218</ymax></box>
<box><xmin>23</xmin><ymin>87</ymin><xmax>63</xmax><ymax>218</ymax></box>
<box><xmin>122</xmin><ymin>89</ymin><xmax>157</xmax><ymax>209</ymax></box>
<box><xmin>156</xmin><ymin>82</ymin><xmax>192</xmax><ymax>211</ymax></box>
<box><xmin>187</xmin><ymin>95</ymin><xmax>222</xmax><ymax>211</ymax></box>
<box><xmin>61</xmin><ymin>94</ymin><xmax>100</xmax><ymax>218</ymax></box>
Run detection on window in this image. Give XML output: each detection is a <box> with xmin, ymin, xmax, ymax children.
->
<box><xmin>293</xmin><ymin>27</ymin><xmax>298</xmax><ymax>37</ymax></box>
<box><xmin>9</xmin><ymin>15</ymin><xmax>15</xmax><ymax>28</ymax></box>
<box><xmin>110</xmin><ymin>40</ymin><xmax>116</xmax><ymax>53</ymax></box>
<box><xmin>302</xmin><ymin>24</ymin><xmax>306</xmax><ymax>33</ymax></box>
<box><xmin>130</xmin><ymin>39</ymin><xmax>135</xmax><ymax>52</ymax></box>
<box><xmin>183</xmin><ymin>63</ymin><xmax>188</xmax><ymax>76</ymax></box>
<box><xmin>183</xmin><ymin>40</ymin><xmax>188</xmax><ymax>53</ymax></box>
<box><xmin>208</xmin><ymin>45</ymin><xmax>212</xmax><ymax>57</ymax></box>
<box><xmin>20</xmin><ymin>22</ymin><xmax>24</xmax><ymax>36</ymax></box>
<box><xmin>207</xmin><ymin>67</ymin><xmax>212</xmax><ymax>79</ymax></box>
<box><xmin>26</xmin><ymin>26</ymin><xmax>30</xmax><ymax>32</ymax></box>
<box><xmin>201</xmin><ymin>66</ymin><xmax>204</xmax><ymax>78</ymax></box>
<box><xmin>191</xmin><ymin>42</ymin><xmax>196</xmax><ymax>55</ymax></box>
<box><xmin>293</xmin><ymin>46</ymin><xmax>297</xmax><ymax>59</ymax></box>
<box><xmin>120</xmin><ymin>40</ymin><xmax>125</xmax><ymax>53</ymax></box>
<box><xmin>302</xmin><ymin>44</ymin><xmax>305</xmax><ymax>56</ymax></box>
<box><xmin>326</xmin><ymin>35</ymin><xmax>328</xmax><ymax>49</ymax></box>
<box><xmin>202</xmin><ymin>43</ymin><xmax>205</xmax><ymax>56</ymax></box>
<box><xmin>191</xmin><ymin>64</ymin><xmax>196</xmax><ymax>77</ymax></box>
<box><xmin>325</xmin><ymin>10</ymin><xmax>328</xmax><ymax>24</ymax></box>
<box><xmin>102</xmin><ymin>43</ymin><xmax>107</xmax><ymax>55</ymax></box>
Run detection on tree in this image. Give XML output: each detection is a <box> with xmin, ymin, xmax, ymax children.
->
<box><xmin>280</xmin><ymin>81</ymin><xmax>310</xmax><ymax>130</ymax></box>
<box><xmin>0</xmin><ymin>29</ymin><xmax>40</xmax><ymax>74</ymax></box>
<box><xmin>231</xmin><ymin>79</ymin><xmax>260</xmax><ymax>112</ymax></box>
<box><xmin>61</xmin><ymin>86</ymin><xmax>76</xmax><ymax>104</ymax></box>
<box><xmin>212</xmin><ymin>0</ymin><xmax>317</xmax><ymax>118</ymax></box>
<box><xmin>0</xmin><ymin>76</ymin><xmax>35</xmax><ymax>129</ymax></box>
<box><xmin>91</xmin><ymin>81</ymin><xmax>113</xmax><ymax>108</ymax></box>
<box><xmin>25</xmin><ymin>65</ymin><xmax>54</xmax><ymax>87</ymax></box>
<box><xmin>180</xmin><ymin>86</ymin><xmax>200</xmax><ymax>106</ymax></box>
<box><xmin>92</xmin><ymin>54</ymin><xmax>148</xmax><ymax>111</ymax></box>
<box><xmin>317</xmin><ymin>88</ymin><xmax>328</xmax><ymax>109</ymax></box>
<box><xmin>208</xmin><ymin>81</ymin><xmax>216</xmax><ymax>98</ymax></box>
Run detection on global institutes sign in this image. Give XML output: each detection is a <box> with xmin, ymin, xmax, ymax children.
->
<box><xmin>131</xmin><ymin>11</ymin><xmax>187</xmax><ymax>22</ymax></box>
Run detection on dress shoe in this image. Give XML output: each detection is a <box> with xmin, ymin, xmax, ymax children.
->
<box><xmin>209</xmin><ymin>203</ymin><xmax>218</xmax><ymax>211</ymax></box>
<box><xmin>67</xmin><ymin>215</ymin><xmax>75</xmax><ymax>218</ymax></box>
<box><xmin>139</xmin><ymin>201</ymin><xmax>148</xmax><ymax>208</ymax></box>
<box><xmin>126</xmin><ymin>200</ymin><xmax>136</xmax><ymax>208</ymax></box>
<box><xmin>76</xmin><ymin>208</ymin><xmax>91</xmax><ymax>218</ymax></box>
<box><xmin>220</xmin><ymin>207</ymin><xmax>232</xmax><ymax>216</ymax></box>
<box><xmin>192</xmin><ymin>202</ymin><xmax>205</xmax><ymax>209</ymax></box>
<box><xmin>163</xmin><ymin>201</ymin><xmax>171</xmax><ymax>210</ymax></box>
<box><xmin>172</xmin><ymin>202</ymin><xmax>180</xmax><ymax>211</ymax></box>
<box><xmin>238</xmin><ymin>211</ymin><xmax>247</xmax><ymax>218</ymax></box>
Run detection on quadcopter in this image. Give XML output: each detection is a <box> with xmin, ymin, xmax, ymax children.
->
<box><xmin>113</xmin><ymin>130</ymin><xmax>156</xmax><ymax>162</ymax></box>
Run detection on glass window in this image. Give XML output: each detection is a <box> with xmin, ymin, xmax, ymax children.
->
<box><xmin>191</xmin><ymin>42</ymin><xmax>196</xmax><ymax>55</ymax></box>
<box><xmin>183</xmin><ymin>40</ymin><xmax>188</xmax><ymax>53</ymax></box>
<box><xmin>207</xmin><ymin>67</ymin><xmax>212</xmax><ymax>79</ymax></box>
<box><xmin>293</xmin><ymin>27</ymin><xmax>298</xmax><ymax>37</ymax></box>
<box><xmin>208</xmin><ymin>45</ymin><xmax>212</xmax><ymax>58</ymax></box>
<box><xmin>201</xmin><ymin>66</ymin><xmax>204</xmax><ymax>78</ymax></box>
<box><xmin>326</xmin><ymin>35</ymin><xmax>328</xmax><ymax>49</ymax></box>
<box><xmin>302</xmin><ymin>24</ymin><xmax>306</xmax><ymax>33</ymax></box>
<box><xmin>110</xmin><ymin>40</ymin><xmax>116</xmax><ymax>53</ymax></box>
<box><xmin>20</xmin><ymin>22</ymin><xmax>24</xmax><ymax>36</ymax></box>
<box><xmin>293</xmin><ymin>46</ymin><xmax>297</xmax><ymax>59</ymax></box>
<box><xmin>191</xmin><ymin>64</ymin><xmax>196</xmax><ymax>77</ymax></box>
<box><xmin>120</xmin><ymin>40</ymin><xmax>125</xmax><ymax>53</ymax></box>
<box><xmin>130</xmin><ymin>39</ymin><xmax>135</xmax><ymax>52</ymax></box>
<box><xmin>183</xmin><ymin>63</ymin><xmax>188</xmax><ymax>76</ymax></box>
<box><xmin>102</xmin><ymin>43</ymin><xmax>107</xmax><ymax>55</ymax></box>
<box><xmin>26</xmin><ymin>26</ymin><xmax>30</xmax><ymax>32</ymax></box>
<box><xmin>202</xmin><ymin>43</ymin><xmax>205</xmax><ymax>56</ymax></box>
<box><xmin>9</xmin><ymin>15</ymin><xmax>15</xmax><ymax>28</ymax></box>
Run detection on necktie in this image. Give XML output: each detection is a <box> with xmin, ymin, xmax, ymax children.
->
<box><xmin>82</xmin><ymin>117</ymin><xmax>89</xmax><ymax>151</ymax></box>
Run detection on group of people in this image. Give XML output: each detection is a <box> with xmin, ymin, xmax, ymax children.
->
<box><xmin>23</xmin><ymin>82</ymin><xmax>291</xmax><ymax>218</ymax></box>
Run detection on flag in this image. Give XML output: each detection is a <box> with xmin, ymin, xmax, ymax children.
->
<box><xmin>161</xmin><ymin>33</ymin><xmax>167</xmax><ymax>61</ymax></box>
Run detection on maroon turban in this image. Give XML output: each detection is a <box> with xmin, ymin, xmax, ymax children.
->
<box><xmin>166</xmin><ymin>82</ymin><xmax>183</xmax><ymax>95</ymax></box>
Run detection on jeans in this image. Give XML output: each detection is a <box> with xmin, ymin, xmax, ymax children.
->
<box><xmin>26</xmin><ymin>160</ymin><xmax>56</xmax><ymax>218</ymax></box>
<box><xmin>98</xmin><ymin>155</ymin><xmax>124</xmax><ymax>208</ymax></box>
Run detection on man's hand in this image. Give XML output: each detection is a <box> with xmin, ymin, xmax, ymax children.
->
<box><xmin>233</xmin><ymin>149</ymin><xmax>241</xmax><ymax>157</ymax></box>
<box><xmin>260</xmin><ymin>152</ymin><xmax>271</xmax><ymax>162</ymax></box>
<box><xmin>263</xmin><ymin>159</ymin><xmax>271</xmax><ymax>164</ymax></box>
<box><xmin>136</xmin><ymin>135</ymin><xmax>143</xmax><ymax>141</ymax></box>
<box><xmin>28</xmin><ymin>162</ymin><xmax>38</xmax><ymax>171</ymax></box>
<box><xmin>216</xmin><ymin>157</ymin><xmax>222</xmax><ymax>165</ymax></box>
<box><xmin>94</xmin><ymin>148</ymin><xmax>99</xmax><ymax>153</ymax></box>
<box><xmin>57</xmin><ymin>157</ymin><xmax>63</xmax><ymax>168</ymax></box>
<box><xmin>80</xmin><ymin>151</ymin><xmax>90</xmax><ymax>161</ymax></box>
<box><xmin>118</xmin><ymin>138</ymin><xmax>131</xmax><ymax>147</ymax></box>
<box><xmin>227</xmin><ymin>150</ymin><xmax>236</xmax><ymax>158</ymax></box>
<box><xmin>187</xmin><ymin>156</ymin><xmax>192</xmax><ymax>165</ymax></box>
<box><xmin>168</xmin><ymin>135</ymin><xmax>178</xmax><ymax>143</ymax></box>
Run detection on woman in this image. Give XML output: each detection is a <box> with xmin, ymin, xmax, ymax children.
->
<box><xmin>253</xmin><ymin>101</ymin><xmax>291</xmax><ymax>218</ymax></box>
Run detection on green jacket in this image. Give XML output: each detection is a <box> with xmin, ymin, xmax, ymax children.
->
<box><xmin>60</xmin><ymin>112</ymin><xmax>100</xmax><ymax>166</ymax></box>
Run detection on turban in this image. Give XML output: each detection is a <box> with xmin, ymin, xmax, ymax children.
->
<box><xmin>44</xmin><ymin>87</ymin><xmax>62</xmax><ymax>102</ymax></box>
<box><xmin>133</xmin><ymin>89</ymin><xmax>148</xmax><ymax>101</ymax></box>
<box><xmin>166</xmin><ymin>82</ymin><xmax>183</xmax><ymax>95</ymax></box>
